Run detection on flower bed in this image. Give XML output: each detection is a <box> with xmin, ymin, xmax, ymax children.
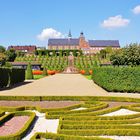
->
<box><xmin>47</xmin><ymin>70</ymin><xmax>56</xmax><ymax>75</ymax></box>
<box><xmin>32</xmin><ymin>70</ymin><xmax>43</xmax><ymax>75</ymax></box>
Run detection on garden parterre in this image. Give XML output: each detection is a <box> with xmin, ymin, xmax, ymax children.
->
<box><xmin>1</xmin><ymin>96</ymin><xmax>140</xmax><ymax>139</ymax></box>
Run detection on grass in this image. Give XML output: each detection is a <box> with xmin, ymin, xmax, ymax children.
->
<box><xmin>84</xmin><ymin>75</ymin><xmax>92</xmax><ymax>80</ymax></box>
<box><xmin>33</xmin><ymin>75</ymin><xmax>45</xmax><ymax>80</ymax></box>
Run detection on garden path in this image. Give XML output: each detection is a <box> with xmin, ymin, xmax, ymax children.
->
<box><xmin>0</xmin><ymin>74</ymin><xmax>140</xmax><ymax>98</ymax></box>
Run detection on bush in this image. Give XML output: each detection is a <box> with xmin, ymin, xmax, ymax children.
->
<box><xmin>30</xmin><ymin>132</ymin><xmax>111</xmax><ymax>140</ymax></box>
<box><xmin>9</xmin><ymin>68</ymin><xmax>25</xmax><ymax>86</ymax></box>
<box><xmin>110</xmin><ymin>43</ymin><xmax>140</xmax><ymax>66</ymax></box>
<box><xmin>26</xmin><ymin>63</ymin><xmax>33</xmax><ymax>79</ymax></box>
<box><xmin>0</xmin><ymin>67</ymin><xmax>25</xmax><ymax>88</ymax></box>
<box><xmin>0</xmin><ymin>68</ymin><xmax>9</xmax><ymax>88</ymax></box>
<box><xmin>92</xmin><ymin>67</ymin><xmax>140</xmax><ymax>92</ymax></box>
<box><xmin>42</xmin><ymin>66</ymin><xmax>48</xmax><ymax>76</ymax></box>
<box><xmin>0</xmin><ymin>111</ymin><xmax>35</xmax><ymax>140</ymax></box>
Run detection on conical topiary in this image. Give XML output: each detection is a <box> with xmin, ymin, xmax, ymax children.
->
<box><xmin>42</xmin><ymin>66</ymin><xmax>48</xmax><ymax>76</ymax></box>
<box><xmin>85</xmin><ymin>68</ymin><xmax>90</xmax><ymax>75</ymax></box>
<box><xmin>25</xmin><ymin>63</ymin><xmax>33</xmax><ymax>79</ymax></box>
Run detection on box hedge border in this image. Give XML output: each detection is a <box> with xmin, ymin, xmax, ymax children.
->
<box><xmin>30</xmin><ymin>132</ymin><xmax>112</xmax><ymax>140</ymax></box>
<box><xmin>1</xmin><ymin>96</ymin><xmax>140</xmax><ymax>102</ymax></box>
<box><xmin>57</xmin><ymin>105</ymin><xmax>140</xmax><ymax>137</ymax></box>
<box><xmin>0</xmin><ymin>111</ymin><xmax>35</xmax><ymax>140</ymax></box>
<box><xmin>45</xmin><ymin>102</ymin><xmax>108</xmax><ymax>119</ymax></box>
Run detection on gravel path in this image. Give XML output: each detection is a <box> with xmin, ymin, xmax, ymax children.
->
<box><xmin>0</xmin><ymin>116</ymin><xmax>29</xmax><ymax>136</ymax></box>
<box><xmin>0</xmin><ymin>74</ymin><xmax>140</xmax><ymax>98</ymax></box>
<box><xmin>102</xmin><ymin>108</ymin><xmax>139</xmax><ymax>116</ymax></box>
<box><xmin>22</xmin><ymin>110</ymin><xmax>59</xmax><ymax>140</ymax></box>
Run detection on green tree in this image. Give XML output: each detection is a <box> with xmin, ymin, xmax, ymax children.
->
<box><xmin>25</xmin><ymin>63</ymin><xmax>33</xmax><ymax>79</ymax></box>
<box><xmin>0</xmin><ymin>46</ymin><xmax>6</xmax><ymax>53</ymax></box>
<box><xmin>4</xmin><ymin>62</ymin><xmax>12</xmax><ymax>67</ymax></box>
<box><xmin>100</xmin><ymin>49</ymin><xmax>107</xmax><ymax>59</ymax></box>
<box><xmin>6</xmin><ymin>48</ymin><xmax>17</xmax><ymax>62</ymax></box>
<box><xmin>110</xmin><ymin>43</ymin><xmax>140</xmax><ymax>66</ymax></box>
<box><xmin>0</xmin><ymin>53</ymin><xmax>6</xmax><ymax>66</ymax></box>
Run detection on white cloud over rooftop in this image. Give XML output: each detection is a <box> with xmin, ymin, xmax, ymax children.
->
<box><xmin>101</xmin><ymin>15</ymin><xmax>130</xmax><ymax>29</ymax></box>
<box><xmin>37</xmin><ymin>28</ymin><xmax>64</xmax><ymax>41</ymax></box>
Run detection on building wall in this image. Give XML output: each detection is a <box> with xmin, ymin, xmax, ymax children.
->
<box><xmin>8</xmin><ymin>46</ymin><xmax>36</xmax><ymax>53</ymax></box>
<box><xmin>79</xmin><ymin>37</ymin><xmax>89</xmax><ymax>49</ymax></box>
<box><xmin>48</xmin><ymin>45</ymin><xmax>79</xmax><ymax>50</ymax></box>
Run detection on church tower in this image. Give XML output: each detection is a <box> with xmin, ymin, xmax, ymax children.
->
<box><xmin>68</xmin><ymin>30</ymin><xmax>72</xmax><ymax>39</ymax></box>
<box><xmin>79</xmin><ymin>32</ymin><xmax>89</xmax><ymax>48</ymax></box>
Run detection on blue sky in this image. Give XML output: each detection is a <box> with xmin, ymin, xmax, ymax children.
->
<box><xmin>0</xmin><ymin>0</ymin><xmax>140</xmax><ymax>48</ymax></box>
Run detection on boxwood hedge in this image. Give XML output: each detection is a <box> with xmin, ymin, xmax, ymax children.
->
<box><xmin>30</xmin><ymin>132</ymin><xmax>112</xmax><ymax>140</ymax></box>
<box><xmin>92</xmin><ymin>67</ymin><xmax>140</xmax><ymax>93</ymax></box>
<box><xmin>0</xmin><ymin>67</ymin><xmax>25</xmax><ymax>88</ymax></box>
<box><xmin>0</xmin><ymin>111</ymin><xmax>35</xmax><ymax>140</ymax></box>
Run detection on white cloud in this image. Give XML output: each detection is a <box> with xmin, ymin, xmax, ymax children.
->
<box><xmin>37</xmin><ymin>28</ymin><xmax>64</xmax><ymax>41</ymax></box>
<box><xmin>132</xmin><ymin>5</ymin><xmax>140</xmax><ymax>14</ymax></box>
<box><xmin>101</xmin><ymin>15</ymin><xmax>130</xmax><ymax>29</ymax></box>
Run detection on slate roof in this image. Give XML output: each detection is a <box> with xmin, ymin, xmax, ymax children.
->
<box><xmin>89</xmin><ymin>40</ymin><xmax>120</xmax><ymax>47</ymax></box>
<box><xmin>48</xmin><ymin>38</ymin><xmax>79</xmax><ymax>46</ymax></box>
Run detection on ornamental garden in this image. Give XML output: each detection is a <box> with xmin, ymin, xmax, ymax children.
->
<box><xmin>0</xmin><ymin>43</ymin><xmax>140</xmax><ymax>139</ymax></box>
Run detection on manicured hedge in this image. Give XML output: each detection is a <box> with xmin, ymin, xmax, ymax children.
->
<box><xmin>46</xmin><ymin>102</ymin><xmax>108</xmax><ymax>119</ymax></box>
<box><xmin>59</xmin><ymin>129</ymin><xmax>140</xmax><ymax>136</ymax></box>
<box><xmin>58</xmin><ymin>104</ymin><xmax>140</xmax><ymax>137</ymax></box>
<box><xmin>0</xmin><ymin>111</ymin><xmax>5</xmax><ymax>117</ymax></box>
<box><xmin>0</xmin><ymin>111</ymin><xmax>35</xmax><ymax>140</ymax></box>
<box><xmin>92</xmin><ymin>67</ymin><xmax>140</xmax><ymax>92</ymax></box>
<box><xmin>0</xmin><ymin>67</ymin><xmax>25</xmax><ymax>88</ymax></box>
<box><xmin>9</xmin><ymin>68</ymin><xmax>25</xmax><ymax>86</ymax></box>
<box><xmin>0</xmin><ymin>68</ymin><xmax>10</xmax><ymax>88</ymax></box>
<box><xmin>1</xmin><ymin>96</ymin><xmax>140</xmax><ymax>102</ymax></box>
<box><xmin>30</xmin><ymin>132</ymin><xmax>112</xmax><ymax>140</ymax></box>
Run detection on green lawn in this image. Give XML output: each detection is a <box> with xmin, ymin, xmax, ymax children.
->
<box><xmin>84</xmin><ymin>75</ymin><xmax>92</xmax><ymax>80</ymax></box>
<box><xmin>33</xmin><ymin>75</ymin><xmax>45</xmax><ymax>80</ymax></box>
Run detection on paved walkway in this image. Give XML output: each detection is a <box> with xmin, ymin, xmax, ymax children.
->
<box><xmin>0</xmin><ymin>74</ymin><xmax>140</xmax><ymax>98</ymax></box>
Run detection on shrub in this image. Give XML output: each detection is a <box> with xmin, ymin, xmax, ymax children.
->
<box><xmin>92</xmin><ymin>67</ymin><xmax>140</xmax><ymax>92</ymax></box>
<box><xmin>9</xmin><ymin>68</ymin><xmax>25</xmax><ymax>86</ymax></box>
<box><xmin>0</xmin><ymin>111</ymin><xmax>35</xmax><ymax>140</ymax></box>
<box><xmin>30</xmin><ymin>132</ymin><xmax>111</xmax><ymax>140</ymax></box>
<box><xmin>42</xmin><ymin>66</ymin><xmax>48</xmax><ymax>76</ymax></box>
<box><xmin>26</xmin><ymin>63</ymin><xmax>33</xmax><ymax>79</ymax></box>
<box><xmin>0</xmin><ymin>68</ymin><xmax>9</xmax><ymax>88</ymax></box>
<box><xmin>0</xmin><ymin>67</ymin><xmax>25</xmax><ymax>88</ymax></box>
<box><xmin>110</xmin><ymin>43</ymin><xmax>140</xmax><ymax>66</ymax></box>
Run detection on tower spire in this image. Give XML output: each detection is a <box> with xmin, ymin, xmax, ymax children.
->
<box><xmin>68</xmin><ymin>30</ymin><xmax>72</xmax><ymax>38</ymax></box>
<box><xmin>80</xmin><ymin>31</ymin><xmax>84</xmax><ymax>37</ymax></box>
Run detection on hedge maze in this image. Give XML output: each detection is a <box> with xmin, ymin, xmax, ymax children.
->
<box><xmin>1</xmin><ymin>96</ymin><xmax>140</xmax><ymax>139</ymax></box>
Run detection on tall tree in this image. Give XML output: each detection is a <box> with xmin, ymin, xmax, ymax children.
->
<box><xmin>6</xmin><ymin>48</ymin><xmax>17</xmax><ymax>62</ymax></box>
<box><xmin>0</xmin><ymin>46</ymin><xmax>6</xmax><ymax>53</ymax></box>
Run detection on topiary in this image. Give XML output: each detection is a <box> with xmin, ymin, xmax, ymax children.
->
<box><xmin>42</xmin><ymin>66</ymin><xmax>48</xmax><ymax>76</ymax></box>
<box><xmin>25</xmin><ymin>63</ymin><xmax>33</xmax><ymax>79</ymax></box>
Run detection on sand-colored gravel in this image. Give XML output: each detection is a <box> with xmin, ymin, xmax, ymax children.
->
<box><xmin>0</xmin><ymin>74</ymin><xmax>140</xmax><ymax>98</ymax></box>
